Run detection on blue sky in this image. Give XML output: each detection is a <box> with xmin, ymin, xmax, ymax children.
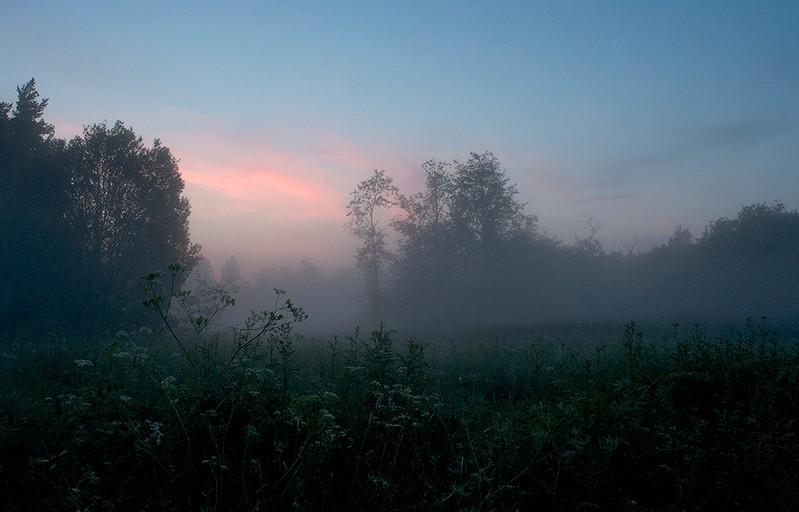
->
<box><xmin>3</xmin><ymin>1</ymin><xmax>798</xmax><ymax>274</ymax></box>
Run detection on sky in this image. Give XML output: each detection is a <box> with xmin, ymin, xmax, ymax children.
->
<box><xmin>3</xmin><ymin>1</ymin><xmax>798</xmax><ymax>276</ymax></box>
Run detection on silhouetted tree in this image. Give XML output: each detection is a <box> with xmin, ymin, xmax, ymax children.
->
<box><xmin>449</xmin><ymin>152</ymin><xmax>536</xmax><ymax>289</ymax></box>
<box><xmin>451</xmin><ymin>152</ymin><xmax>534</xmax><ymax>247</ymax></box>
<box><xmin>572</xmin><ymin>214</ymin><xmax>604</xmax><ymax>257</ymax></box>
<box><xmin>385</xmin><ymin>153</ymin><xmax>539</xmax><ymax>325</ymax></box>
<box><xmin>391</xmin><ymin>160</ymin><xmax>455</xmax><ymax>317</ymax></box>
<box><xmin>220</xmin><ymin>255</ymin><xmax>243</xmax><ymax>289</ymax></box>
<box><xmin>447</xmin><ymin>152</ymin><xmax>537</xmax><ymax>319</ymax></box>
<box><xmin>65</xmin><ymin>121</ymin><xmax>199</xmax><ymax>327</ymax></box>
<box><xmin>693</xmin><ymin>201</ymin><xmax>799</xmax><ymax>321</ymax></box>
<box><xmin>346</xmin><ymin>169</ymin><xmax>398</xmax><ymax>320</ymax></box>
<box><xmin>666</xmin><ymin>225</ymin><xmax>693</xmax><ymax>249</ymax></box>
<box><xmin>698</xmin><ymin>201</ymin><xmax>798</xmax><ymax>254</ymax></box>
<box><xmin>0</xmin><ymin>79</ymin><xmax>74</xmax><ymax>329</ymax></box>
<box><xmin>344</xmin><ymin>152</ymin><xmax>797</xmax><ymax>328</ymax></box>
<box><xmin>0</xmin><ymin>79</ymin><xmax>55</xmax><ymax>154</ymax></box>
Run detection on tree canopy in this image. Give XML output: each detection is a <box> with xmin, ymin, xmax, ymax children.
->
<box><xmin>346</xmin><ymin>152</ymin><xmax>541</xmax><ymax>325</ymax></box>
<box><xmin>346</xmin><ymin>155</ymin><xmax>798</xmax><ymax>329</ymax></box>
<box><xmin>64</xmin><ymin>121</ymin><xmax>199</xmax><ymax>326</ymax></box>
<box><xmin>0</xmin><ymin>79</ymin><xmax>71</xmax><ymax>329</ymax></box>
<box><xmin>450</xmin><ymin>151</ymin><xmax>535</xmax><ymax>249</ymax></box>
<box><xmin>0</xmin><ymin>80</ymin><xmax>198</xmax><ymax>331</ymax></box>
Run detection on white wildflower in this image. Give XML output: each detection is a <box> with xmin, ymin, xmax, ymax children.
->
<box><xmin>160</xmin><ymin>376</ymin><xmax>177</xmax><ymax>391</ymax></box>
<box><xmin>145</xmin><ymin>420</ymin><xmax>163</xmax><ymax>445</ymax></box>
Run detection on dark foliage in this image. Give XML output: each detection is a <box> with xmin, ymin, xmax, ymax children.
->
<box><xmin>64</xmin><ymin>121</ymin><xmax>199</xmax><ymax>328</ymax></box>
<box><xmin>2</xmin><ymin>319</ymin><xmax>798</xmax><ymax>510</ymax></box>
<box><xmin>0</xmin><ymin>80</ymin><xmax>198</xmax><ymax>332</ymax></box>
<box><xmin>0</xmin><ymin>79</ymin><xmax>73</xmax><ymax>330</ymax></box>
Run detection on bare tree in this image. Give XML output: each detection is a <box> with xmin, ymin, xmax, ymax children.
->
<box><xmin>572</xmin><ymin>213</ymin><xmax>604</xmax><ymax>256</ymax></box>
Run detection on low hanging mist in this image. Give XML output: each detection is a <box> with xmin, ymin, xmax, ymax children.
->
<box><xmin>3</xmin><ymin>80</ymin><xmax>798</xmax><ymax>339</ymax></box>
<box><xmin>192</xmin><ymin>165</ymin><xmax>799</xmax><ymax>338</ymax></box>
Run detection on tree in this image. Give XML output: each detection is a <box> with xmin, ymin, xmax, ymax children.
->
<box><xmin>65</xmin><ymin>121</ymin><xmax>199</xmax><ymax>327</ymax></box>
<box><xmin>449</xmin><ymin>151</ymin><xmax>536</xmax><ymax>285</ymax></box>
<box><xmin>220</xmin><ymin>255</ymin><xmax>243</xmax><ymax>289</ymax></box>
<box><xmin>0</xmin><ymin>79</ymin><xmax>73</xmax><ymax>329</ymax></box>
<box><xmin>451</xmin><ymin>151</ymin><xmax>535</xmax><ymax>249</ymax></box>
<box><xmin>385</xmin><ymin>153</ymin><xmax>541</xmax><ymax>325</ymax></box>
<box><xmin>698</xmin><ymin>201</ymin><xmax>798</xmax><ymax>255</ymax></box>
<box><xmin>391</xmin><ymin>160</ymin><xmax>455</xmax><ymax>319</ymax></box>
<box><xmin>0</xmin><ymin>81</ymin><xmax>200</xmax><ymax>331</ymax></box>
<box><xmin>393</xmin><ymin>159</ymin><xmax>453</xmax><ymax>253</ymax></box>
<box><xmin>8</xmin><ymin>79</ymin><xmax>54</xmax><ymax>151</ymax></box>
<box><xmin>666</xmin><ymin>225</ymin><xmax>693</xmax><ymax>249</ymax></box>
<box><xmin>346</xmin><ymin>169</ymin><xmax>398</xmax><ymax>319</ymax></box>
<box><xmin>691</xmin><ymin>202</ymin><xmax>799</xmax><ymax>321</ymax></box>
<box><xmin>572</xmin><ymin>214</ymin><xmax>604</xmax><ymax>256</ymax></box>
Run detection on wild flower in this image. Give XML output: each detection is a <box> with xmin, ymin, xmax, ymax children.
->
<box><xmin>319</xmin><ymin>408</ymin><xmax>336</xmax><ymax>422</ymax></box>
<box><xmin>244</xmin><ymin>424</ymin><xmax>260</xmax><ymax>441</ymax></box>
<box><xmin>160</xmin><ymin>376</ymin><xmax>177</xmax><ymax>391</ymax></box>
<box><xmin>144</xmin><ymin>420</ymin><xmax>163</xmax><ymax>445</ymax></box>
<box><xmin>60</xmin><ymin>393</ymin><xmax>78</xmax><ymax>405</ymax></box>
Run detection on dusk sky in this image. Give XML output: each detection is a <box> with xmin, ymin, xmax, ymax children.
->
<box><xmin>4</xmin><ymin>1</ymin><xmax>798</xmax><ymax>276</ymax></box>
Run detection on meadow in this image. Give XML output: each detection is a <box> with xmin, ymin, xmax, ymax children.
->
<box><xmin>2</xmin><ymin>309</ymin><xmax>798</xmax><ymax>511</ymax></box>
<box><xmin>4</xmin><ymin>52</ymin><xmax>799</xmax><ymax>512</ymax></box>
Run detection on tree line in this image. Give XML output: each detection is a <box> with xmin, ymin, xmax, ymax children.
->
<box><xmin>347</xmin><ymin>154</ymin><xmax>799</xmax><ymax>329</ymax></box>
<box><xmin>3</xmin><ymin>79</ymin><xmax>796</xmax><ymax>334</ymax></box>
<box><xmin>0</xmin><ymin>79</ymin><xmax>198</xmax><ymax>331</ymax></box>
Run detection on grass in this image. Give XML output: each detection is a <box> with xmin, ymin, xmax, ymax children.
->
<box><xmin>2</xmin><ymin>317</ymin><xmax>799</xmax><ymax>511</ymax></box>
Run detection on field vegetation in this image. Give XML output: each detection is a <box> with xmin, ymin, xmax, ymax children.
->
<box><xmin>3</xmin><ymin>284</ymin><xmax>798</xmax><ymax>510</ymax></box>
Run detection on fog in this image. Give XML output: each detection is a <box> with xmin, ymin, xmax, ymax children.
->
<box><xmin>184</xmin><ymin>256</ymin><xmax>364</xmax><ymax>336</ymax></box>
<box><xmin>186</xmin><ymin>195</ymin><xmax>799</xmax><ymax>342</ymax></box>
<box><xmin>4</xmin><ymin>76</ymin><xmax>799</xmax><ymax>512</ymax></box>
<box><xmin>2</xmin><ymin>82</ymin><xmax>798</xmax><ymax>342</ymax></box>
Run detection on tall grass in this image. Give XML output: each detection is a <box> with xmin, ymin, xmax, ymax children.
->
<box><xmin>2</xmin><ymin>316</ymin><xmax>798</xmax><ymax>510</ymax></box>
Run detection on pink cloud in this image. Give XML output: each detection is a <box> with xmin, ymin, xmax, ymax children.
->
<box><xmin>172</xmin><ymin>126</ymin><xmax>355</xmax><ymax>221</ymax></box>
<box><xmin>51</xmin><ymin>118</ymin><xmax>84</xmax><ymax>140</ymax></box>
<box><xmin>158</xmin><ymin>116</ymin><xmax>402</xmax><ymax>268</ymax></box>
<box><xmin>183</xmin><ymin>157</ymin><xmax>328</xmax><ymax>206</ymax></box>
